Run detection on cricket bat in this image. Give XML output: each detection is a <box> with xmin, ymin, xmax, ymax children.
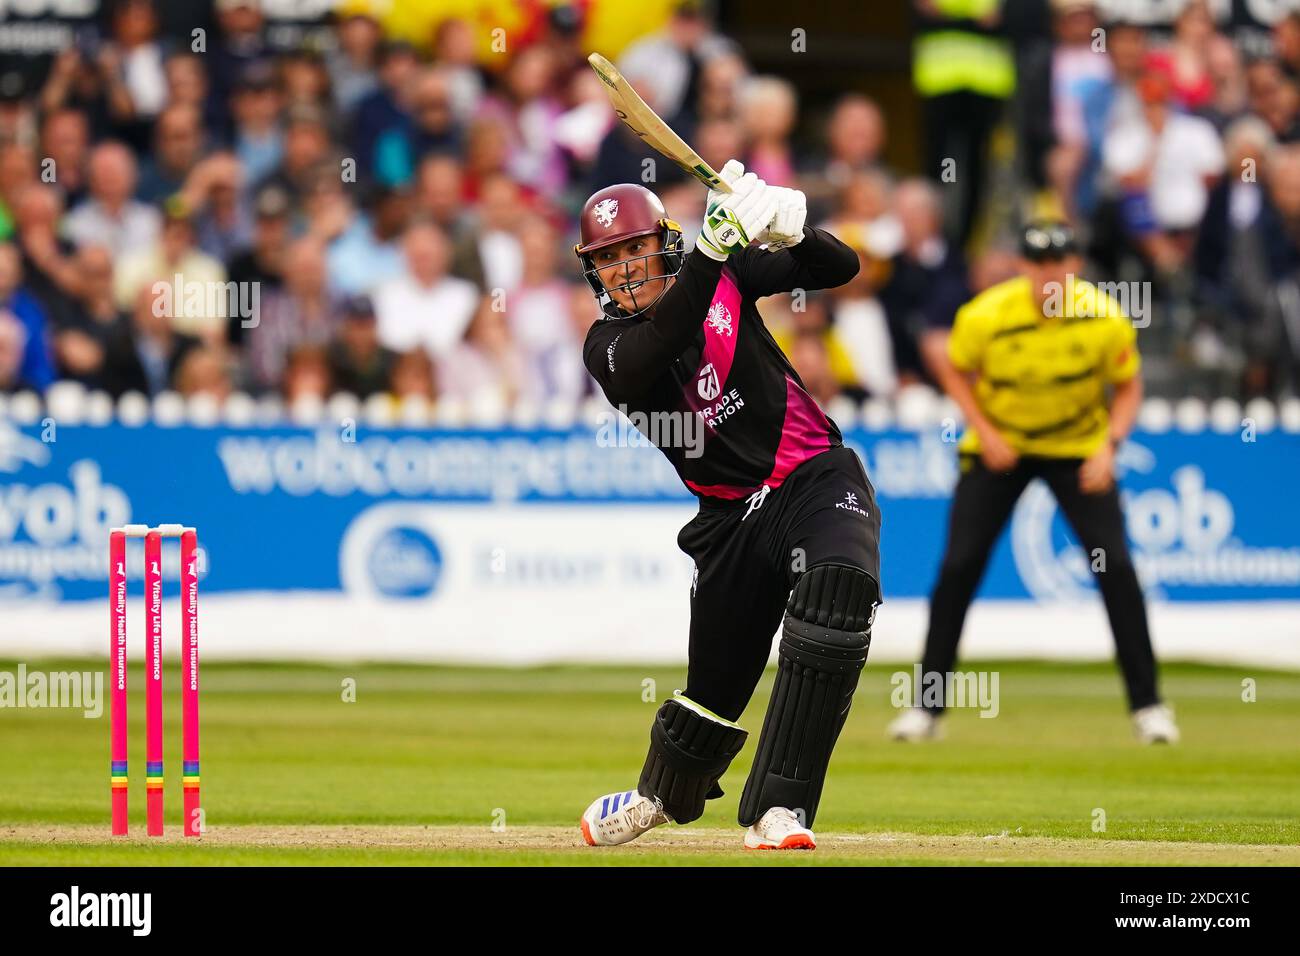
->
<box><xmin>587</xmin><ymin>52</ymin><xmax>731</xmax><ymax>193</ymax></box>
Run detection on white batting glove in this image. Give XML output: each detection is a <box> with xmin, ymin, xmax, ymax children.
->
<box><xmin>756</xmin><ymin>187</ymin><xmax>807</xmax><ymax>250</ymax></box>
<box><xmin>696</xmin><ymin>160</ymin><xmax>780</xmax><ymax>261</ymax></box>
<box><xmin>715</xmin><ymin>157</ymin><xmax>746</xmax><ymax>192</ymax></box>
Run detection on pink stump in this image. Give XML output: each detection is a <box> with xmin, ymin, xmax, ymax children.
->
<box><xmin>110</xmin><ymin>531</ymin><xmax>128</xmax><ymax>835</ymax></box>
<box><xmin>145</xmin><ymin>531</ymin><xmax>164</xmax><ymax>836</ymax></box>
<box><xmin>181</xmin><ymin>530</ymin><xmax>201</xmax><ymax>836</ymax></box>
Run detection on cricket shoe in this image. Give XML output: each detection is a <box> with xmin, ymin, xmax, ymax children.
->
<box><xmin>886</xmin><ymin>707</ymin><xmax>943</xmax><ymax>741</ymax></box>
<box><xmin>1132</xmin><ymin>703</ymin><xmax>1180</xmax><ymax>744</ymax></box>
<box><xmin>743</xmin><ymin>807</ymin><xmax>816</xmax><ymax>850</ymax></box>
<box><xmin>580</xmin><ymin>789</ymin><xmax>670</xmax><ymax>846</ymax></box>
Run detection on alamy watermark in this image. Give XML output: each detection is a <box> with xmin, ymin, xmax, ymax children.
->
<box><xmin>1042</xmin><ymin>274</ymin><xmax>1150</xmax><ymax>329</ymax></box>
<box><xmin>0</xmin><ymin>665</ymin><xmax>102</xmax><ymax>718</ymax></box>
<box><xmin>151</xmin><ymin>275</ymin><xmax>260</xmax><ymax>328</ymax></box>
<box><xmin>891</xmin><ymin>664</ymin><xmax>1000</xmax><ymax>718</ymax></box>
<box><xmin>595</xmin><ymin>406</ymin><xmax>705</xmax><ymax>458</ymax></box>
<box><xmin>49</xmin><ymin>886</ymin><xmax>150</xmax><ymax>936</ymax></box>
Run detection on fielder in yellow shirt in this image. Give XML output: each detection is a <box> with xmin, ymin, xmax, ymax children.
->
<box><xmin>889</xmin><ymin>221</ymin><xmax>1178</xmax><ymax>745</ymax></box>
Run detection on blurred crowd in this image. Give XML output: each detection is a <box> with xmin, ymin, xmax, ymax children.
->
<box><xmin>922</xmin><ymin>0</ymin><xmax>1300</xmax><ymax>399</ymax></box>
<box><xmin>0</xmin><ymin>0</ymin><xmax>1297</xmax><ymax>412</ymax></box>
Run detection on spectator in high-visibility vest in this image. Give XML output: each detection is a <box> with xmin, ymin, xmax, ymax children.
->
<box><xmin>912</xmin><ymin>0</ymin><xmax>1015</xmax><ymax>244</ymax></box>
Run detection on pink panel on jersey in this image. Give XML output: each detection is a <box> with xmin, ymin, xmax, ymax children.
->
<box><xmin>680</xmin><ymin>267</ymin><xmax>742</xmax><ymax>418</ymax></box>
<box><xmin>686</xmin><ymin>374</ymin><xmax>832</xmax><ymax>500</ymax></box>
<box><xmin>766</xmin><ymin>374</ymin><xmax>832</xmax><ymax>484</ymax></box>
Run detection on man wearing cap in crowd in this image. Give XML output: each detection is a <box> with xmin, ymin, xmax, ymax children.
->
<box><xmin>210</xmin><ymin>0</ymin><xmax>270</xmax><ymax>137</ymax></box>
<box><xmin>231</xmin><ymin>60</ymin><xmax>284</xmax><ymax>185</ymax></box>
<box><xmin>225</xmin><ymin>184</ymin><xmax>290</xmax><ymax>346</ymax></box>
<box><xmin>329</xmin><ymin>293</ymin><xmax>395</xmax><ymax>399</ymax></box>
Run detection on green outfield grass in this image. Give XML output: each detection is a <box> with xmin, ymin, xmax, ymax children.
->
<box><xmin>1</xmin><ymin>659</ymin><xmax>1297</xmax><ymax>866</ymax></box>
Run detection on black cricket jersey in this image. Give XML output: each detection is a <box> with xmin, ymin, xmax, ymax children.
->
<box><xmin>583</xmin><ymin>226</ymin><xmax>861</xmax><ymax>502</ymax></box>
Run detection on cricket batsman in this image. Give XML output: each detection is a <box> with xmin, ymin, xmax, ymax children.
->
<box><xmin>888</xmin><ymin>221</ymin><xmax>1178</xmax><ymax>744</ymax></box>
<box><xmin>574</xmin><ymin>161</ymin><xmax>880</xmax><ymax>849</ymax></box>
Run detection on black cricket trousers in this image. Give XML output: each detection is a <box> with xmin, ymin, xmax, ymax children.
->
<box><xmin>675</xmin><ymin>445</ymin><xmax>883</xmax><ymax>724</ymax></box>
<box><xmin>921</xmin><ymin>454</ymin><xmax>1160</xmax><ymax>712</ymax></box>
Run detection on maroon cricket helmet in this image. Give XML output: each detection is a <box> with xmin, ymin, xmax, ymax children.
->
<box><xmin>574</xmin><ymin>183</ymin><xmax>684</xmax><ymax>319</ymax></box>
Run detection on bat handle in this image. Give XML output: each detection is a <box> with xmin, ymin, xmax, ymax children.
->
<box><xmin>703</xmin><ymin>170</ymin><xmax>732</xmax><ymax>193</ymax></box>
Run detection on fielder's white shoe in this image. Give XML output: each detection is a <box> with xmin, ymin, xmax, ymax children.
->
<box><xmin>887</xmin><ymin>707</ymin><xmax>943</xmax><ymax>741</ymax></box>
<box><xmin>744</xmin><ymin>806</ymin><xmax>816</xmax><ymax>850</ymax></box>
<box><xmin>1132</xmin><ymin>703</ymin><xmax>1180</xmax><ymax>744</ymax></box>
<box><xmin>580</xmin><ymin>789</ymin><xmax>670</xmax><ymax>846</ymax></box>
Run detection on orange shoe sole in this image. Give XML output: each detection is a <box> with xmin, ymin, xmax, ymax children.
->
<box><xmin>746</xmin><ymin>833</ymin><xmax>816</xmax><ymax>850</ymax></box>
<box><xmin>580</xmin><ymin>815</ymin><xmax>597</xmax><ymax>846</ymax></box>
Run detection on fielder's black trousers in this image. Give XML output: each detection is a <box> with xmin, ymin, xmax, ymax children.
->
<box><xmin>921</xmin><ymin>454</ymin><xmax>1160</xmax><ymax>713</ymax></box>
